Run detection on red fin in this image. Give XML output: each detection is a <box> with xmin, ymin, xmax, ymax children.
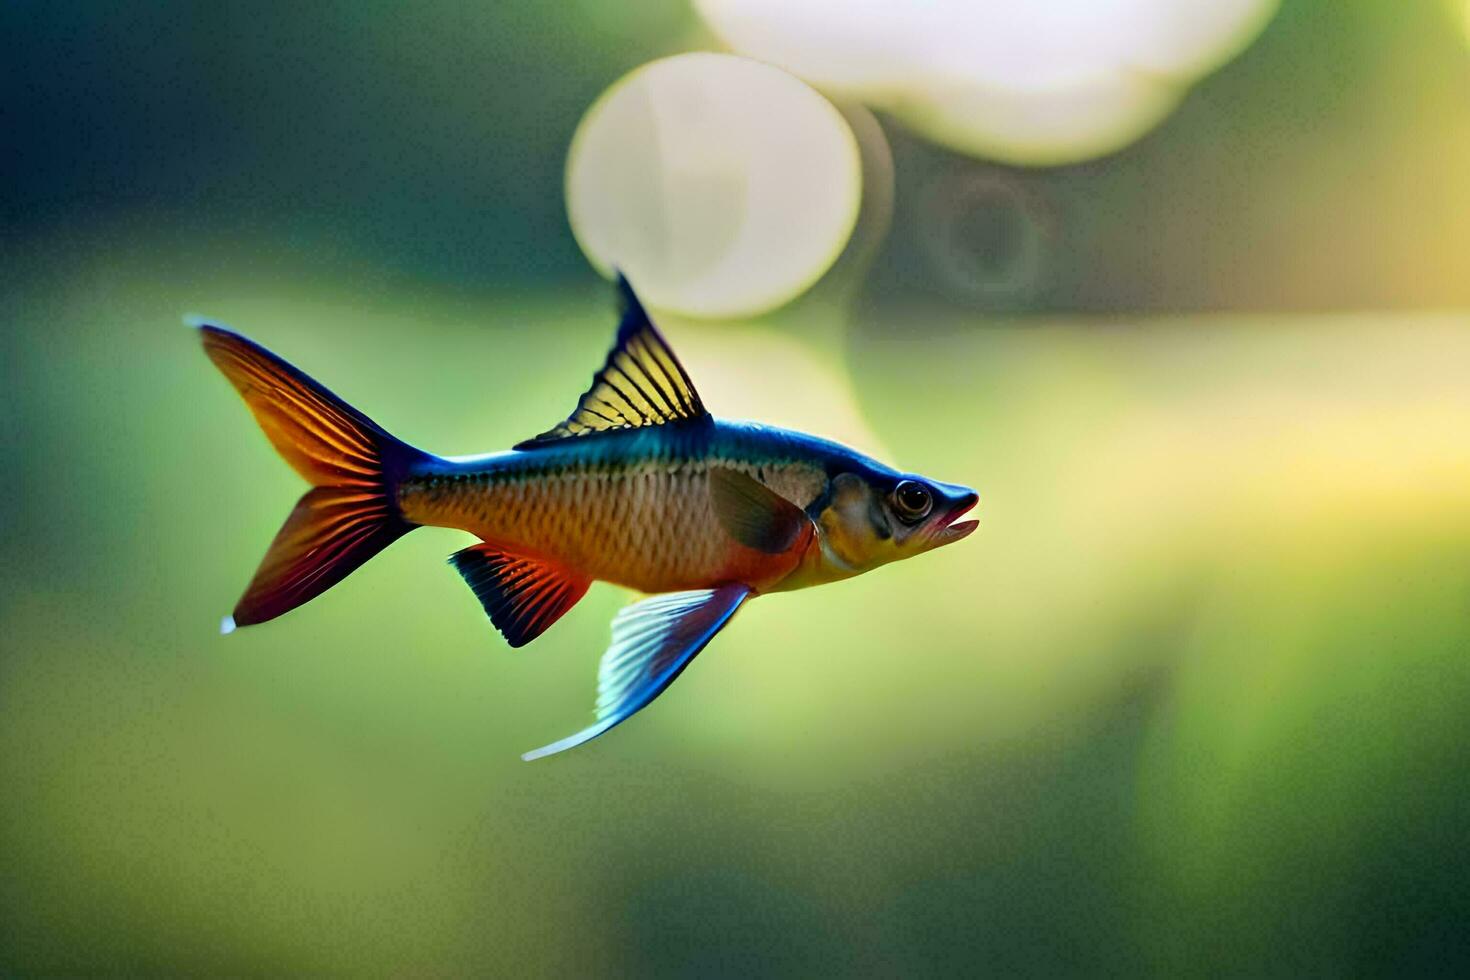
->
<box><xmin>233</xmin><ymin>487</ymin><xmax>409</xmax><ymax>627</ymax></box>
<box><xmin>449</xmin><ymin>545</ymin><xmax>591</xmax><ymax>648</ymax></box>
<box><xmin>200</xmin><ymin>325</ymin><xmax>426</xmax><ymax>628</ymax></box>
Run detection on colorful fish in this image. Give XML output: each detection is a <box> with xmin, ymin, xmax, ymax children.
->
<box><xmin>199</xmin><ymin>277</ymin><xmax>978</xmax><ymax>759</ymax></box>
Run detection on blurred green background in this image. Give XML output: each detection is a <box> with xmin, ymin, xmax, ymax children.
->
<box><xmin>5</xmin><ymin>1</ymin><xmax>1470</xmax><ymax>975</ymax></box>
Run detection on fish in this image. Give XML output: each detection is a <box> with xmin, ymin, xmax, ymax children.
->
<box><xmin>198</xmin><ymin>276</ymin><xmax>978</xmax><ymax>760</ymax></box>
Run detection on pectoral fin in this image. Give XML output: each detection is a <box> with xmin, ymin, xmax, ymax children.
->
<box><xmin>708</xmin><ymin>466</ymin><xmax>810</xmax><ymax>554</ymax></box>
<box><xmin>521</xmin><ymin>585</ymin><xmax>753</xmax><ymax>760</ymax></box>
<box><xmin>449</xmin><ymin>545</ymin><xmax>591</xmax><ymax>648</ymax></box>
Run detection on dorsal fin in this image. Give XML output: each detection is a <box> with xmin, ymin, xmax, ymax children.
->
<box><xmin>514</xmin><ymin>274</ymin><xmax>709</xmax><ymax>449</ymax></box>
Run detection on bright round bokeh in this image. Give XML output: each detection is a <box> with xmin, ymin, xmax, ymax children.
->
<box><xmin>1128</xmin><ymin>0</ymin><xmax>1283</xmax><ymax>78</ymax></box>
<box><xmin>696</xmin><ymin>0</ymin><xmax>1280</xmax><ymax>165</ymax></box>
<box><xmin>566</xmin><ymin>53</ymin><xmax>863</xmax><ymax>319</ymax></box>
<box><xmin>895</xmin><ymin>72</ymin><xmax>1181</xmax><ymax>167</ymax></box>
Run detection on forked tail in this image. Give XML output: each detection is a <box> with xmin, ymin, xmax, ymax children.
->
<box><xmin>198</xmin><ymin>325</ymin><xmax>428</xmax><ymax>632</ymax></box>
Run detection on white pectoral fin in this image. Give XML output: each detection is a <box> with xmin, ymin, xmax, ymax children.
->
<box><xmin>521</xmin><ymin>585</ymin><xmax>753</xmax><ymax>761</ymax></box>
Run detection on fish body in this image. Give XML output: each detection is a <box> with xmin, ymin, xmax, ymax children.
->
<box><xmin>401</xmin><ymin>421</ymin><xmax>933</xmax><ymax>595</ymax></box>
<box><xmin>200</xmin><ymin>277</ymin><xmax>977</xmax><ymax>759</ymax></box>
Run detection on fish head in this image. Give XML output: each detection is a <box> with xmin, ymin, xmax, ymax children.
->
<box><xmin>809</xmin><ymin>469</ymin><xmax>979</xmax><ymax>579</ymax></box>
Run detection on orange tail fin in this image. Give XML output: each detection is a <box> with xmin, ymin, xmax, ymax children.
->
<box><xmin>199</xmin><ymin>324</ymin><xmax>426</xmax><ymax>631</ymax></box>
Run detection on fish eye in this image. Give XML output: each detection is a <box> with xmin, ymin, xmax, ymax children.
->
<box><xmin>891</xmin><ymin>480</ymin><xmax>933</xmax><ymax>522</ymax></box>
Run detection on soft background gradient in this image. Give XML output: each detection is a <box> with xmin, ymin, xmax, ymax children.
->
<box><xmin>5</xmin><ymin>1</ymin><xmax>1470</xmax><ymax>975</ymax></box>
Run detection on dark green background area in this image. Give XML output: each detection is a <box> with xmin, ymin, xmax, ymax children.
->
<box><xmin>5</xmin><ymin>1</ymin><xmax>1470</xmax><ymax>976</ymax></box>
<box><xmin>6</xmin><ymin>0</ymin><xmax>1469</xmax><ymax>309</ymax></box>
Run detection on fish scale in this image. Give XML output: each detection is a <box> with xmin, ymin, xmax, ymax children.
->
<box><xmin>402</xmin><ymin>449</ymin><xmax>820</xmax><ymax>593</ymax></box>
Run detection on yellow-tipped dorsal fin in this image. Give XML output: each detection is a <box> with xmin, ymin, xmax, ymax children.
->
<box><xmin>515</xmin><ymin>274</ymin><xmax>710</xmax><ymax>449</ymax></box>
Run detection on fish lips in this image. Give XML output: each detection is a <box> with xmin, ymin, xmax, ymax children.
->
<box><xmin>923</xmin><ymin>485</ymin><xmax>980</xmax><ymax>550</ymax></box>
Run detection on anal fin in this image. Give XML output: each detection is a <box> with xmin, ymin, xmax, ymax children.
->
<box><xmin>449</xmin><ymin>545</ymin><xmax>591</xmax><ymax>648</ymax></box>
<box><xmin>522</xmin><ymin>585</ymin><xmax>753</xmax><ymax>761</ymax></box>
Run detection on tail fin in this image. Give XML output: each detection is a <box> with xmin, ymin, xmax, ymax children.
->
<box><xmin>198</xmin><ymin>324</ymin><xmax>426</xmax><ymax>630</ymax></box>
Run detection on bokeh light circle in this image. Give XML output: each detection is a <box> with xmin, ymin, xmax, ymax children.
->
<box><xmin>894</xmin><ymin>72</ymin><xmax>1181</xmax><ymax>167</ymax></box>
<box><xmin>696</xmin><ymin>0</ymin><xmax>1279</xmax><ymax>166</ymax></box>
<box><xmin>566</xmin><ymin>53</ymin><xmax>863</xmax><ymax>318</ymax></box>
<box><xmin>1127</xmin><ymin>0</ymin><xmax>1283</xmax><ymax>78</ymax></box>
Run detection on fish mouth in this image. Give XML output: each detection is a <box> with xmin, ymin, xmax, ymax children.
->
<box><xmin>927</xmin><ymin>493</ymin><xmax>979</xmax><ymax>549</ymax></box>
